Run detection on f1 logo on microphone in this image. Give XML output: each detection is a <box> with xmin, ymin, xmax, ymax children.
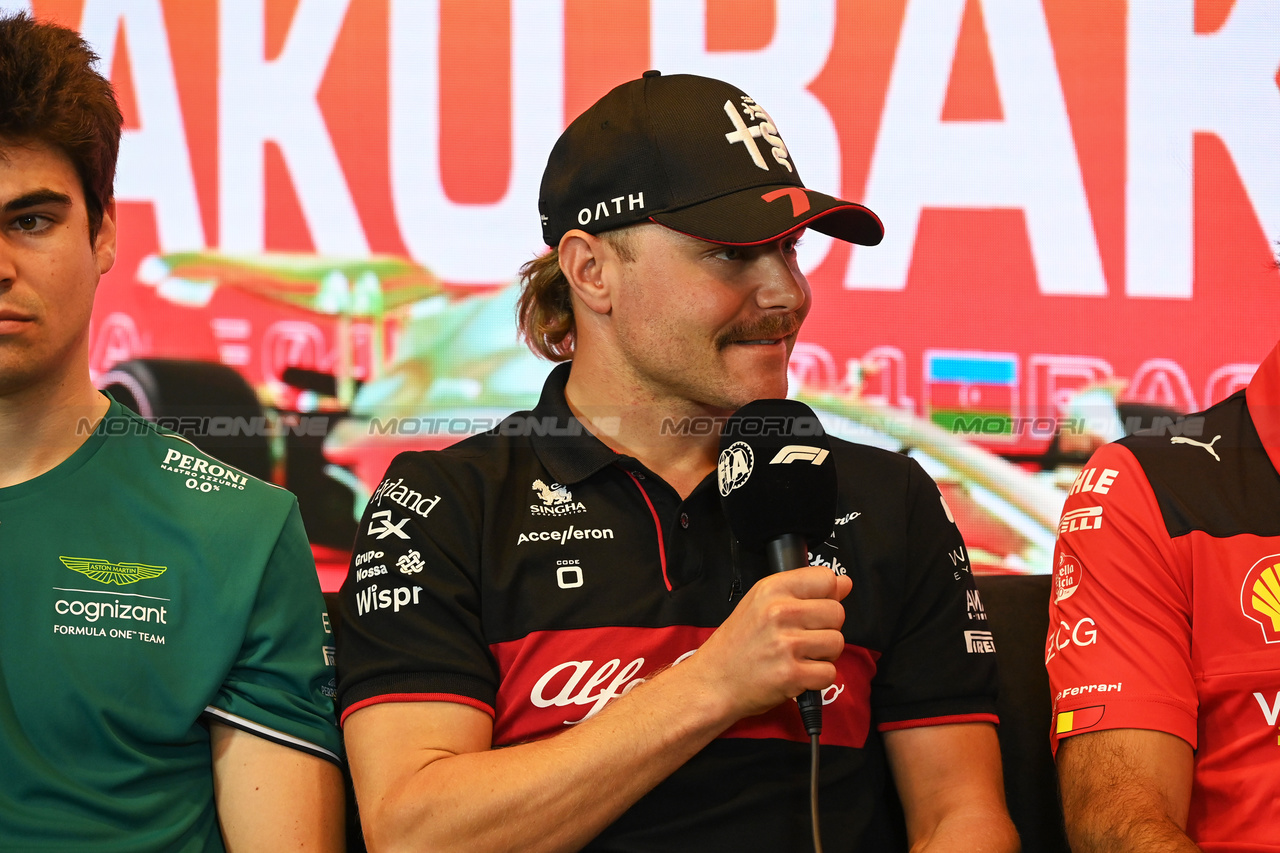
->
<box><xmin>770</xmin><ymin>445</ymin><xmax>829</xmax><ymax>465</ymax></box>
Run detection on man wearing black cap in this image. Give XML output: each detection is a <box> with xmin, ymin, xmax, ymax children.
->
<box><xmin>337</xmin><ymin>72</ymin><xmax>1018</xmax><ymax>852</ymax></box>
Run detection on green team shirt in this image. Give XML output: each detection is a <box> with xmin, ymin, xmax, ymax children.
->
<box><xmin>0</xmin><ymin>397</ymin><xmax>341</xmax><ymax>851</ymax></box>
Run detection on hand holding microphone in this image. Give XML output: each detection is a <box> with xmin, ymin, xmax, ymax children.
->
<box><xmin>716</xmin><ymin>399</ymin><xmax>843</xmax><ymax>736</ymax></box>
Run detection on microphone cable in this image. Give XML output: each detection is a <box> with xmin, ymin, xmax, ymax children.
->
<box><xmin>810</xmin><ymin>732</ymin><xmax>823</xmax><ymax>853</ymax></box>
<box><xmin>801</xmin><ymin>696</ymin><xmax>823</xmax><ymax>853</ymax></box>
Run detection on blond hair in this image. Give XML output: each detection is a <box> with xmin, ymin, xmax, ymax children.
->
<box><xmin>516</xmin><ymin>228</ymin><xmax>636</xmax><ymax>361</ymax></box>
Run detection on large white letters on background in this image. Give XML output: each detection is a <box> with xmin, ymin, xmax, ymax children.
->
<box><xmin>82</xmin><ymin>0</ymin><xmax>205</xmax><ymax>250</ymax></box>
<box><xmin>848</xmin><ymin>0</ymin><xmax>1105</xmax><ymax>296</ymax></box>
<box><xmin>1127</xmin><ymin>0</ymin><xmax>1280</xmax><ymax>298</ymax></box>
<box><xmin>390</xmin><ymin>0</ymin><xmax>563</xmax><ymax>283</ymax></box>
<box><xmin>219</xmin><ymin>0</ymin><xmax>368</xmax><ymax>254</ymax></box>
<box><xmin>650</xmin><ymin>0</ymin><xmax>839</xmax><ymax>274</ymax></box>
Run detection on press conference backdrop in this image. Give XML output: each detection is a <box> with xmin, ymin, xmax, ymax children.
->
<box><xmin>16</xmin><ymin>0</ymin><xmax>1279</xmax><ymax>587</ymax></box>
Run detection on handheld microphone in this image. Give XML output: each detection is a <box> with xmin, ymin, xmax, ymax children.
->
<box><xmin>717</xmin><ymin>399</ymin><xmax>838</xmax><ymax>737</ymax></box>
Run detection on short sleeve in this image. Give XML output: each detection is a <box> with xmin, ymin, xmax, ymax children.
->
<box><xmin>205</xmin><ymin>502</ymin><xmax>342</xmax><ymax>765</ymax></box>
<box><xmin>1045</xmin><ymin>443</ymin><xmax>1197</xmax><ymax>753</ymax></box>
<box><xmin>873</xmin><ymin>459</ymin><xmax>1000</xmax><ymax>730</ymax></box>
<box><xmin>335</xmin><ymin>452</ymin><xmax>496</xmax><ymax>724</ymax></box>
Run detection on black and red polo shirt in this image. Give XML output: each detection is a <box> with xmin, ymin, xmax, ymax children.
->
<box><xmin>1047</xmin><ymin>340</ymin><xmax>1280</xmax><ymax>852</ymax></box>
<box><xmin>337</xmin><ymin>362</ymin><xmax>998</xmax><ymax>851</ymax></box>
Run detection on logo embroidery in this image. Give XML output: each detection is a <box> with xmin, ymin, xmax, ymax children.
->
<box><xmin>1059</xmin><ymin>506</ymin><xmax>1104</xmax><ymax>534</ymax></box>
<box><xmin>1054</xmin><ymin>553</ymin><xmax>1083</xmax><ymax>603</ymax></box>
<box><xmin>761</xmin><ymin>187</ymin><xmax>811</xmax><ymax>217</ymax></box>
<box><xmin>396</xmin><ymin>550</ymin><xmax>425</xmax><ymax>575</ymax></box>
<box><xmin>965</xmin><ymin>630</ymin><xmax>996</xmax><ymax>653</ymax></box>
<box><xmin>367</xmin><ymin>510</ymin><xmax>411</xmax><ymax>540</ymax></box>
<box><xmin>1170</xmin><ymin>434</ymin><xmax>1222</xmax><ymax>461</ymax></box>
<box><xmin>60</xmin><ymin>557</ymin><xmax>167</xmax><ymax>587</ymax></box>
<box><xmin>1241</xmin><ymin>554</ymin><xmax>1280</xmax><ymax>643</ymax></box>
<box><xmin>769</xmin><ymin>445</ymin><xmax>829</xmax><ymax>465</ymax></box>
<box><xmin>717</xmin><ymin>441</ymin><xmax>754</xmax><ymax>497</ymax></box>
<box><xmin>530</xmin><ymin>480</ymin><xmax>587</xmax><ymax>516</ymax></box>
<box><xmin>722</xmin><ymin>97</ymin><xmax>792</xmax><ymax>172</ymax></box>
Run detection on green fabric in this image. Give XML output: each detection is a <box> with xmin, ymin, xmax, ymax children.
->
<box><xmin>0</xmin><ymin>397</ymin><xmax>340</xmax><ymax>851</ymax></box>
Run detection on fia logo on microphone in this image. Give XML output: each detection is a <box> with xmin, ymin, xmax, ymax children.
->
<box><xmin>717</xmin><ymin>441</ymin><xmax>754</xmax><ymax>497</ymax></box>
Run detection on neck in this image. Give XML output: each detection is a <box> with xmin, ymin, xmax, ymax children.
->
<box><xmin>563</xmin><ymin>364</ymin><xmax>726</xmax><ymax>500</ymax></box>
<box><xmin>0</xmin><ymin>372</ymin><xmax>108</xmax><ymax>489</ymax></box>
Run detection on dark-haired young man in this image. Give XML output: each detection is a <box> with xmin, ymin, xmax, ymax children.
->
<box><xmin>0</xmin><ymin>13</ymin><xmax>342</xmax><ymax>851</ymax></box>
<box><xmin>338</xmin><ymin>72</ymin><xmax>1019</xmax><ymax>852</ymax></box>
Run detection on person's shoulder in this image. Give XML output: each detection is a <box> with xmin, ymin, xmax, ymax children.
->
<box><xmin>827</xmin><ymin>434</ymin><xmax>918</xmax><ymax>478</ymax></box>
<box><xmin>1110</xmin><ymin>390</ymin><xmax>1250</xmax><ymax>486</ymax></box>
<box><xmin>373</xmin><ymin>408</ymin><xmax>544</xmax><ymax>489</ymax></box>
<box><xmin>1107</xmin><ymin>390</ymin><xmax>1275</xmax><ymax>537</ymax></box>
<box><xmin>105</xmin><ymin>406</ymin><xmax>295</xmax><ymax>512</ymax></box>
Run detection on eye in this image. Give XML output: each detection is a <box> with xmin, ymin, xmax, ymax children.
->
<box><xmin>13</xmin><ymin>214</ymin><xmax>48</xmax><ymax>233</ymax></box>
<box><xmin>713</xmin><ymin>246</ymin><xmax>742</xmax><ymax>261</ymax></box>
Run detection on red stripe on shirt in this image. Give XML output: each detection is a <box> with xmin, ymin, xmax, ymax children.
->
<box><xmin>340</xmin><ymin>692</ymin><xmax>495</xmax><ymax>726</ymax></box>
<box><xmin>878</xmin><ymin>712</ymin><xmax>1000</xmax><ymax>732</ymax></box>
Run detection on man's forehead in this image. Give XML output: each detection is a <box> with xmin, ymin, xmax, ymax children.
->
<box><xmin>0</xmin><ymin>140</ymin><xmax>81</xmax><ymax>203</ymax></box>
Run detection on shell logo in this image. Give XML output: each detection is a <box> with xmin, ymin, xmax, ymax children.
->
<box><xmin>1240</xmin><ymin>554</ymin><xmax>1280</xmax><ymax>643</ymax></box>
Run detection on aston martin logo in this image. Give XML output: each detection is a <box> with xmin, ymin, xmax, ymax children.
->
<box><xmin>59</xmin><ymin>557</ymin><xmax>168</xmax><ymax>586</ymax></box>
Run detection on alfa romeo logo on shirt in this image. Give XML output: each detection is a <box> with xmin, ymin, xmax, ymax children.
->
<box><xmin>60</xmin><ymin>556</ymin><xmax>167</xmax><ymax>586</ymax></box>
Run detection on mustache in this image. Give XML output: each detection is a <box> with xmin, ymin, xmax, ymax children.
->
<box><xmin>716</xmin><ymin>314</ymin><xmax>802</xmax><ymax>349</ymax></box>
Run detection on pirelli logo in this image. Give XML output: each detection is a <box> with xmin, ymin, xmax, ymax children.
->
<box><xmin>964</xmin><ymin>630</ymin><xmax>995</xmax><ymax>653</ymax></box>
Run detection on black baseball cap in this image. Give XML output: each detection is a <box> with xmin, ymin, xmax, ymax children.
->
<box><xmin>538</xmin><ymin>70</ymin><xmax>883</xmax><ymax>248</ymax></box>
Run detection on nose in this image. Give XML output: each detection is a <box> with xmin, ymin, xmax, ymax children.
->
<box><xmin>755</xmin><ymin>248</ymin><xmax>808</xmax><ymax>313</ymax></box>
<box><xmin>0</xmin><ymin>241</ymin><xmax>14</xmax><ymax>290</ymax></box>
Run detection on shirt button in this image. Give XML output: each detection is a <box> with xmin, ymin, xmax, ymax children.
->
<box><xmin>633</xmin><ymin>472</ymin><xmax>645</xmax><ymax>480</ymax></box>
<box><xmin>680</xmin><ymin>513</ymin><xmax>689</xmax><ymax>528</ymax></box>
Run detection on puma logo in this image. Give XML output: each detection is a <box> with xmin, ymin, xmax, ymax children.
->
<box><xmin>1170</xmin><ymin>434</ymin><xmax>1222</xmax><ymax>462</ymax></box>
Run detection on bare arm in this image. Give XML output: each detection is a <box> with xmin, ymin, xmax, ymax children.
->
<box><xmin>884</xmin><ymin>722</ymin><xmax>1019</xmax><ymax>853</ymax></box>
<box><xmin>1057</xmin><ymin>728</ymin><xmax>1200</xmax><ymax>853</ymax></box>
<box><xmin>344</xmin><ymin>566</ymin><xmax>852</xmax><ymax>853</ymax></box>
<box><xmin>210</xmin><ymin>722</ymin><xmax>344</xmax><ymax>853</ymax></box>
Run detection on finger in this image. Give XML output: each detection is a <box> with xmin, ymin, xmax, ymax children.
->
<box><xmin>765</xmin><ymin>565</ymin><xmax>843</xmax><ymax>600</ymax></box>
<box><xmin>791</xmin><ymin>628</ymin><xmax>848</xmax><ymax>665</ymax></box>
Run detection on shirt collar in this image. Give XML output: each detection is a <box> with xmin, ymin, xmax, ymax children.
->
<box><xmin>528</xmin><ymin>362</ymin><xmax>623</xmax><ymax>485</ymax></box>
<box><xmin>1246</xmin><ymin>339</ymin><xmax>1280</xmax><ymax>474</ymax></box>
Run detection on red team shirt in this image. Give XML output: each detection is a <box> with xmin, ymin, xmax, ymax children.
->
<box><xmin>1047</xmin><ymin>340</ymin><xmax>1280</xmax><ymax>852</ymax></box>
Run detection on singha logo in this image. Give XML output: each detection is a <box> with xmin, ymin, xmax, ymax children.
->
<box><xmin>533</xmin><ymin>479</ymin><xmax>574</xmax><ymax>506</ymax></box>
<box><xmin>531</xmin><ymin>479</ymin><xmax>587</xmax><ymax>517</ymax></box>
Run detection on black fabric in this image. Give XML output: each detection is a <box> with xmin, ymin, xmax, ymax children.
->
<box><xmin>975</xmin><ymin>574</ymin><xmax>1070</xmax><ymax>853</ymax></box>
<box><xmin>1118</xmin><ymin>390</ymin><xmax>1280</xmax><ymax>538</ymax></box>
<box><xmin>335</xmin><ymin>364</ymin><xmax>998</xmax><ymax>852</ymax></box>
<box><xmin>538</xmin><ymin>72</ymin><xmax>883</xmax><ymax>247</ymax></box>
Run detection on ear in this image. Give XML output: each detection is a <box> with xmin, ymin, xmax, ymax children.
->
<box><xmin>557</xmin><ymin>229</ymin><xmax>615</xmax><ymax>317</ymax></box>
<box><xmin>94</xmin><ymin>199</ymin><xmax>118</xmax><ymax>277</ymax></box>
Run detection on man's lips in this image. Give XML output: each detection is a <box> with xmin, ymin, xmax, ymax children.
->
<box><xmin>0</xmin><ymin>308</ymin><xmax>36</xmax><ymax>333</ymax></box>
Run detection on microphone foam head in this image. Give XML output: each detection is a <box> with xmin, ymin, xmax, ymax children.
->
<box><xmin>717</xmin><ymin>399</ymin><xmax>838</xmax><ymax>552</ymax></box>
